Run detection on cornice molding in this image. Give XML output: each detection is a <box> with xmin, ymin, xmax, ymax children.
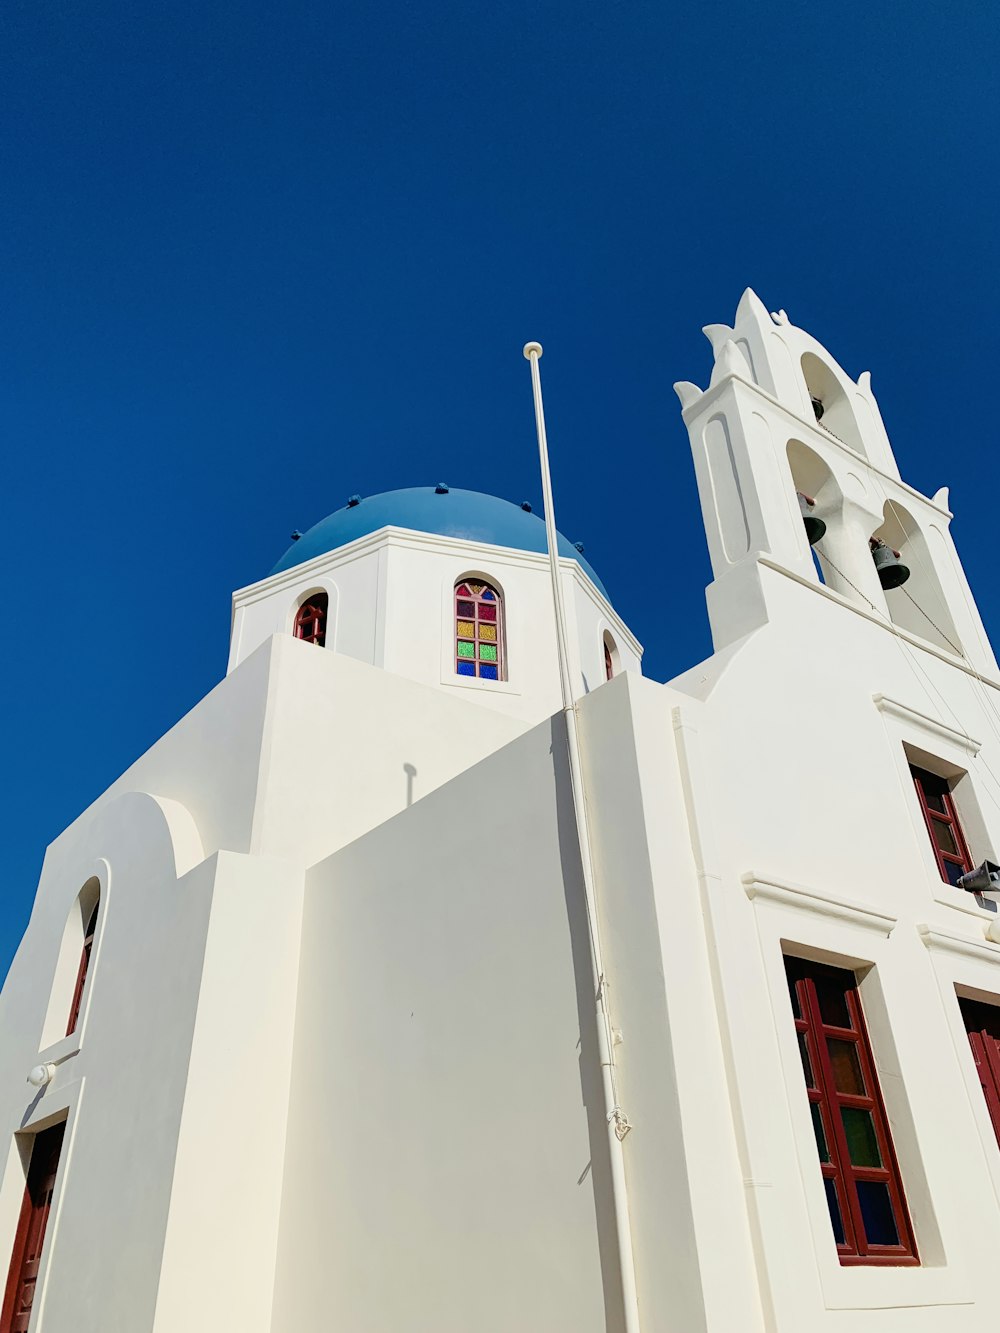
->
<box><xmin>873</xmin><ymin>694</ymin><xmax>982</xmax><ymax>755</ymax></box>
<box><xmin>917</xmin><ymin>923</ymin><xmax>1000</xmax><ymax>964</ymax></box>
<box><xmin>742</xmin><ymin>872</ymin><xmax>897</xmax><ymax>936</ymax></box>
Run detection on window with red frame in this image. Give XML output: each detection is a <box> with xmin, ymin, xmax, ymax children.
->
<box><xmin>910</xmin><ymin>764</ymin><xmax>974</xmax><ymax>886</ymax></box>
<box><xmin>293</xmin><ymin>593</ymin><xmax>328</xmax><ymax>647</ymax></box>
<box><xmin>66</xmin><ymin>901</ymin><xmax>99</xmax><ymax>1037</ymax></box>
<box><xmin>959</xmin><ymin>996</ymin><xmax>1000</xmax><ymax>1147</ymax></box>
<box><xmin>785</xmin><ymin>956</ymin><xmax>917</xmax><ymax>1265</ymax></box>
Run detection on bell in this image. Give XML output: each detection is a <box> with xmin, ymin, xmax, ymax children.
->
<box><xmin>798</xmin><ymin>492</ymin><xmax>826</xmax><ymax>546</ymax></box>
<box><xmin>811</xmin><ymin>395</ymin><xmax>825</xmax><ymax>421</ymax></box>
<box><xmin>870</xmin><ymin>538</ymin><xmax>910</xmax><ymax>589</ymax></box>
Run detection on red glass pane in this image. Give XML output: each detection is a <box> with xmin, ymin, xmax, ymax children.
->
<box><xmin>478</xmin><ymin>604</ymin><xmax>497</xmax><ymax>622</ymax></box>
<box><xmin>456</xmin><ymin>584</ymin><xmax>472</xmax><ymax>596</ymax></box>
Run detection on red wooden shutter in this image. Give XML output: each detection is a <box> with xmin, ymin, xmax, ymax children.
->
<box><xmin>1</xmin><ymin>1122</ymin><xmax>65</xmax><ymax>1332</ymax></box>
<box><xmin>959</xmin><ymin>997</ymin><xmax>1000</xmax><ymax>1146</ymax></box>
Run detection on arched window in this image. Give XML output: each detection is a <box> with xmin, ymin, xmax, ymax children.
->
<box><xmin>294</xmin><ymin>592</ymin><xmax>328</xmax><ymax>647</ymax></box>
<box><xmin>455</xmin><ymin>579</ymin><xmax>504</xmax><ymax>680</ymax></box>
<box><xmin>66</xmin><ymin>899</ymin><xmax>98</xmax><ymax>1036</ymax></box>
<box><xmin>603</xmin><ymin>631</ymin><xmax>619</xmax><ymax>681</ymax></box>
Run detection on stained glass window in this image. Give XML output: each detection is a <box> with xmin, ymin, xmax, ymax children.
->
<box><xmin>294</xmin><ymin>593</ymin><xmax>328</xmax><ymax>647</ymax></box>
<box><xmin>454</xmin><ymin>579</ymin><xmax>504</xmax><ymax>680</ymax></box>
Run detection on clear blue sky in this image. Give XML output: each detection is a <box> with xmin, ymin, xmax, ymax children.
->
<box><xmin>2</xmin><ymin>1</ymin><xmax>998</xmax><ymax>978</ymax></box>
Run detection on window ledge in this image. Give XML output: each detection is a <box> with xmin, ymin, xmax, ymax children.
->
<box><xmin>873</xmin><ymin>694</ymin><xmax>982</xmax><ymax>756</ymax></box>
<box><xmin>36</xmin><ymin>1032</ymin><xmax>81</xmax><ymax>1066</ymax></box>
<box><xmin>742</xmin><ymin>872</ymin><xmax>898</xmax><ymax>937</ymax></box>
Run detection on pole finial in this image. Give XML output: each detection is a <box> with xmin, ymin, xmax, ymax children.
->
<box><xmin>522</xmin><ymin>342</ymin><xmax>543</xmax><ymax>360</ymax></box>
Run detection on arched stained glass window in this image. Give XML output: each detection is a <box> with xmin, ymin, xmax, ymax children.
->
<box><xmin>294</xmin><ymin>593</ymin><xmax>328</xmax><ymax>647</ymax></box>
<box><xmin>455</xmin><ymin>579</ymin><xmax>504</xmax><ymax>681</ymax></box>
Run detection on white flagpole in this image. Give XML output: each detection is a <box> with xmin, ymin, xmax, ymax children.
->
<box><xmin>522</xmin><ymin>342</ymin><xmax>641</xmax><ymax>1333</ymax></box>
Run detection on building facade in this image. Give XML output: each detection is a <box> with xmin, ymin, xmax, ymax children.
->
<box><xmin>2</xmin><ymin>294</ymin><xmax>1000</xmax><ymax>1331</ymax></box>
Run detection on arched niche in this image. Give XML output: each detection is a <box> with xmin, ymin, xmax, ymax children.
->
<box><xmin>871</xmin><ymin>501</ymin><xmax>963</xmax><ymax>655</ymax></box>
<box><xmin>40</xmin><ymin>876</ymin><xmax>101</xmax><ymax>1050</ymax></box>
<box><xmin>801</xmin><ymin>352</ymin><xmax>868</xmax><ymax>458</ymax></box>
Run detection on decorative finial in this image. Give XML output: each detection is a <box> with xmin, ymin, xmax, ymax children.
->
<box><xmin>435</xmin><ymin>482</ymin><xmax>449</xmax><ymax>494</ymax></box>
<box><xmin>290</xmin><ymin>530</ymin><xmax>303</xmax><ymax>541</ymax></box>
<box><xmin>770</xmin><ymin>309</ymin><xmax>789</xmax><ymax>325</ymax></box>
<box><xmin>573</xmin><ymin>541</ymin><xmax>585</xmax><ymax>554</ymax></box>
<box><xmin>520</xmin><ymin>501</ymin><xmax>532</xmax><ymax>512</ymax></box>
<box><xmin>523</xmin><ymin>342</ymin><xmax>543</xmax><ymax>359</ymax></box>
<box><xmin>673</xmin><ymin>381</ymin><xmax>703</xmax><ymax>410</ymax></box>
<box><xmin>347</xmin><ymin>494</ymin><xmax>361</xmax><ymax>508</ymax></box>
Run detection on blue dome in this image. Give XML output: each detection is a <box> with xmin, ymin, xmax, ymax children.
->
<box><xmin>271</xmin><ymin>487</ymin><xmax>608</xmax><ymax>598</ymax></box>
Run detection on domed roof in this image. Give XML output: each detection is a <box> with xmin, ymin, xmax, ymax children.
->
<box><xmin>270</xmin><ymin>487</ymin><xmax>608</xmax><ymax>597</ymax></box>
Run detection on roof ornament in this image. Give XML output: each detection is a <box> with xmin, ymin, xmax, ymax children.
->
<box><xmin>346</xmin><ymin>494</ymin><xmax>361</xmax><ymax>508</ymax></box>
<box><xmin>290</xmin><ymin>530</ymin><xmax>303</xmax><ymax>541</ymax></box>
<box><xmin>435</xmin><ymin>482</ymin><xmax>450</xmax><ymax>494</ymax></box>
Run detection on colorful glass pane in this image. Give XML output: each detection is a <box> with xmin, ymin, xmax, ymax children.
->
<box><xmin>456</xmin><ymin>584</ymin><xmax>472</xmax><ymax>596</ymax></box>
<box><xmin>457</xmin><ymin>641</ymin><xmax>475</xmax><ymax>659</ymax></box>
<box><xmin>478</xmin><ymin>624</ymin><xmax>497</xmax><ymax>642</ymax></box>
<box><xmin>457</xmin><ymin>600</ymin><xmax>475</xmax><ymax>617</ymax></box>
<box><xmin>479</xmin><ymin>644</ymin><xmax>498</xmax><ymax>662</ymax></box>
<box><xmin>481</xmin><ymin>589</ymin><xmax>495</xmax><ymax>600</ymax></box>
<box><xmin>457</xmin><ymin>620</ymin><xmax>475</xmax><ymax>639</ymax></box>
<box><xmin>457</xmin><ymin>660</ymin><xmax>476</xmax><ymax>676</ymax></box>
<box><xmin>468</xmin><ymin>583</ymin><xmax>485</xmax><ymax>594</ymax></box>
<box><xmin>480</xmin><ymin>663</ymin><xmax>499</xmax><ymax>680</ymax></box>
<box><xmin>479</xmin><ymin>604</ymin><xmax>497</xmax><ymax>622</ymax></box>
<box><xmin>828</xmin><ymin>1040</ymin><xmax>866</xmax><ymax>1096</ymax></box>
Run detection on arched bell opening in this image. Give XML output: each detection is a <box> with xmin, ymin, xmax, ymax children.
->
<box><xmin>786</xmin><ymin>440</ymin><xmax>840</xmax><ymax>588</ymax></box>
<box><xmin>801</xmin><ymin>352</ymin><xmax>868</xmax><ymax>459</ymax></box>
<box><xmin>871</xmin><ymin>501</ymin><xmax>963</xmax><ymax>655</ymax></box>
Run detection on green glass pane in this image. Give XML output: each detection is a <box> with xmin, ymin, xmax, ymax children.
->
<box><xmin>798</xmin><ymin>1033</ymin><xmax>814</xmax><ymax>1088</ymax></box>
<box><xmin>479</xmin><ymin>644</ymin><xmax>498</xmax><ymax>662</ymax></box>
<box><xmin>810</xmin><ymin>1103</ymin><xmax>830</xmax><ymax>1163</ymax></box>
<box><xmin>827</xmin><ymin>1039</ymin><xmax>866</xmax><ymax>1096</ymax></box>
<box><xmin>457</xmin><ymin>641</ymin><xmax>475</xmax><ymax>659</ymax></box>
<box><xmin>842</xmin><ymin>1107</ymin><xmax>882</xmax><ymax>1167</ymax></box>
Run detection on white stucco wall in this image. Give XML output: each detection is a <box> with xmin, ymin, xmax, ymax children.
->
<box><xmin>271</xmin><ymin>718</ymin><xmax>621</xmax><ymax>1333</ymax></box>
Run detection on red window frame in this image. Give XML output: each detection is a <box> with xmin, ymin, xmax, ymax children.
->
<box><xmin>910</xmin><ymin>764</ymin><xmax>973</xmax><ymax>886</ymax></box>
<box><xmin>785</xmin><ymin>956</ymin><xmax>918</xmax><ymax>1265</ymax></box>
<box><xmin>1</xmin><ymin>1121</ymin><xmax>65</xmax><ymax>1333</ymax></box>
<box><xmin>959</xmin><ymin>996</ymin><xmax>1000</xmax><ymax>1147</ymax></box>
<box><xmin>293</xmin><ymin>594</ymin><xmax>328</xmax><ymax>647</ymax></box>
<box><xmin>66</xmin><ymin>901</ymin><xmax>99</xmax><ymax>1037</ymax></box>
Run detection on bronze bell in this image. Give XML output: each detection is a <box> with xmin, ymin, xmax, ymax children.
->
<box><xmin>811</xmin><ymin>395</ymin><xmax>825</xmax><ymax>421</ymax></box>
<box><xmin>870</xmin><ymin>537</ymin><xmax>910</xmax><ymax>589</ymax></box>
<box><xmin>798</xmin><ymin>492</ymin><xmax>826</xmax><ymax>546</ymax></box>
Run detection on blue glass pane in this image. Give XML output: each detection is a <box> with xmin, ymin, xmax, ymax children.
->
<box><xmin>457</xmin><ymin>660</ymin><xmax>476</xmax><ymax>676</ymax></box>
<box><xmin>856</xmin><ymin>1180</ymin><xmax>898</xmax><ymax>1247</ymax></box>
<box><xmin>479</xmin><ymin>663</ymin><xmax>499</xmax><ymax>680</ymax></box>
<box><xmin>823</xmin><ymin>1178</ymin><xmax>845</xmax><ymax>1246</ymax></box>
<box><xmin>481</xmin><ymin>589</ymin><xmax>495</xmax><ymax>601</ymax></box>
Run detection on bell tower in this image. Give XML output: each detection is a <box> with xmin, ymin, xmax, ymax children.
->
<box><xmin>673</xmin><ymin>289</ymin><xmax>997</xmax><ymax>676</ymax></box>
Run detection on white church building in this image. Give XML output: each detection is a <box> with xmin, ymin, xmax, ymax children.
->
<box><xmin>4</xmin><ymin>291</ymin><xmax>1000</xmax><ymax>1332</ymax></box>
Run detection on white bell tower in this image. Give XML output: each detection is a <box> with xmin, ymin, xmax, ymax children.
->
<box><xmin>673</xmin><ymin>288</ymin><xmax>997</xmax><ymax>676</ymax></box>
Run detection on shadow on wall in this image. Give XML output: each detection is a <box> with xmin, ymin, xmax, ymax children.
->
<box><xmin>549</xmin><ymin>713</ymin><xmax>627</xmax><ymax>1333</ymax></box>
<box><xmin>403</xmin><ymin>763</ymin><xmax>417</xmax><ymax>808</ymax></box>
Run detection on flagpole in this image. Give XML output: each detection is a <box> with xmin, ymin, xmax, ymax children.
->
<box><xmin>523</xmin><ymin>342</ymin><xmax>641</xmax><ymax>1333</ymax></box>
